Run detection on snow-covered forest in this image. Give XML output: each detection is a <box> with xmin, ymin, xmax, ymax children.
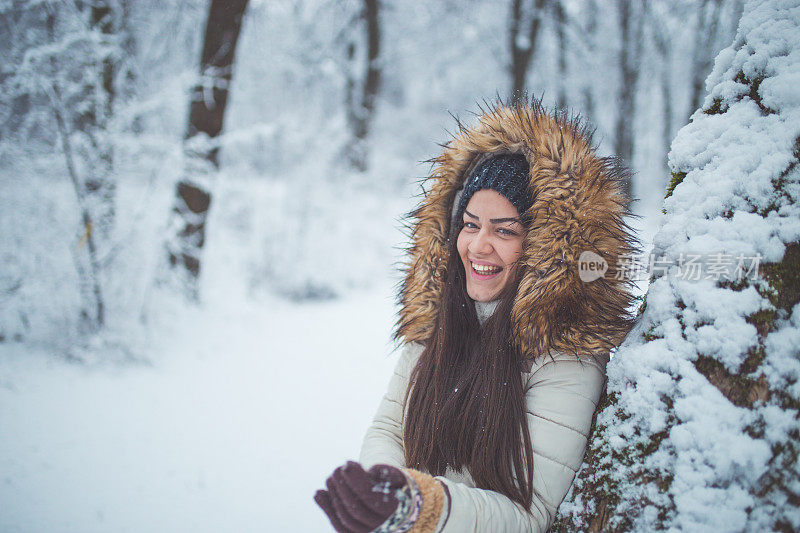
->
<box><xmin>2</xmin><ymin>0</ymin><xmax>797</xmax><ymax>531</ymax></box>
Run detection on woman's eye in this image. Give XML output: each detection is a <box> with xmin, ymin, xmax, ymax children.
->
<box><xmin>498</xmin><ymin>228</ymin><xmax>518</xmax><ymax>236</ymax></box>
<box><xmin>464</xmin><ymin>221</ymin><xmax>478</xmax><ymax>229</ymax></box>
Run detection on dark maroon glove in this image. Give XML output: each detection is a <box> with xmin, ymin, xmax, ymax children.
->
<box><xmin>314</xmin><ymin>460</ymin><xmax>407</xmax><ymax>533</ymax></box>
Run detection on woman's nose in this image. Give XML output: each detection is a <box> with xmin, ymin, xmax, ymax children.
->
<box><xmin>468</xmin><ymin>228</ymin><xmax>493</xmax><ymax>255</ymax></box>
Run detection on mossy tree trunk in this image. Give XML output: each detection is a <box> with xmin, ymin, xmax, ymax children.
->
<box><xmin>557</xmin><ymin>2</ymin><xmax>800</xmax><ymax>530</ymax></box>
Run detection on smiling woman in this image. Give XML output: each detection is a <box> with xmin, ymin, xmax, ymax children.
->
<box><xmin>457</xmin><ymin>177</ymin><xmax>527</xmax><ymax>302</ymax></box>
<box><xmin>314</xmin><ymin>100</ymin><xmax>640</xmax><ymax>532</ymax></box>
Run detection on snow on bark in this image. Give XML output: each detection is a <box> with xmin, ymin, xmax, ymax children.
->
<box><xmin>163</xmin><ymin>0</ymin><xmax>249</xmax><ymax>298</ymax></box>
<box><xmin>557</xmin><ymin>1</ymin><xmax>800</xmax><ymax>531</ymax></box>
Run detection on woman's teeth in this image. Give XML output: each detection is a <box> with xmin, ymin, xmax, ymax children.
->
<box><xmin>471</xmin><ymin>262</ymin><xmax>502</xmax><ymax>275</ymax></box>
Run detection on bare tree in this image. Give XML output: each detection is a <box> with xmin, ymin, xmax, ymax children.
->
<box><xmin>689</xmin><ymin>0</ymin><xmax>724</xmax><ymax>115</ymax></box>
<box><xmin>2</xmin><ymin>0</ymin><xmax>131</xmax><ymax>333</ymax></box>
<box><xmin>344</xmin><ymin>0</ymin><xmax>382</xmax><ymax>172</ymax></box>
<box><xmin>509</xmin><ymin>0</ymin><xmax>549</xmax><ymax>102</ymax></box>
<box><xmin>651</xmin><ymin>0</ymin><xmax>739</xmax><ymax>174</ymax></box>
<box><xmin>165</xmin><ymin>0</ymin><xmax>249</xmax><ymax>296</ymax></box>
<box><xmin>50</xmin><ymin>82</ymin><xmax>106</xmax><ymax>331</ymax></box>
<box><xmin>78</xmin><ymin>0</ymin><xmax>118</xmax><ymax>243</ymax></box>
<box><xmin>553</xmin><ymin>0</ymin><xmax>567</xmax><ymax>110</ymax></box>
<box><xmin>650</xmin><ymin>1</ymin><xmax>677</xmax><ymax>173</ymax></box>
<box><xmin>580</xmin><ymin>0</ymin><xmax>597</xmax><ymax>121</ymax></box>
<box><xmin>614</xmin><ymin>0</ymin><xmax>648</xmax><ymax>203</ymax></box>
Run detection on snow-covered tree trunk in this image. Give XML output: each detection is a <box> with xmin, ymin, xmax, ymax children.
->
<box><xmin>553</xmin><ymin>0</ymin><xmax>567</xmax><ymax>111</ymax></box>
<box><xmin>614</xmin><ymin>0</ymin><xmax>647</xmax><ymax>204</ymax></box>
<box><xmin>649</xmin><ymin>1</ymin><xmax>676</xmax><ymax>174</ymax></box>
<box><xmin>164</xmin><ymin>0</ymin><xmax>248</xmax><ymax>297</ymax></box>
<box><xmin>344</xmin><ymin>0</ymin><xmax>381</xmax><ymax>172</ymax></box>
<box><xmin>579</xmin><ymin>0</ymin><xmax>597</xmax><ymax>122</ymax></box>
<box><xmin>50</xmin><ymin>82</ymin><xmax>107</xmax><ymax>332</ymax></box>
<box><xmin>557</xmin><ymin>1</ymin><xmax>800</xmax><ymax>530</ymax></box>
<box><xmin>509</xmin><ymin>0</ymin><xmax>548</xmax><ymax>103</ymax></box>
<box><xmin>1</xmin><ymin>1</ymin><xmax>131</xmax><ymax>334</ymax></box>
<box><xmin>688</xmin><ymin>0</ymin><xmax>726</xmax><ymax>117</ymax></box>
<box><xmin>78</xmin><ymin>0</ymin><xmax>118</xmax><ymax>244</ymax></box>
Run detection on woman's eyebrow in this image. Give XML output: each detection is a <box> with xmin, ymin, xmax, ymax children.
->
<box><xmin>490</xmin><ymin>217</ymin><xmax>521</xmax><ymax>224</ymax></box>
<box><xmin>464</xmin><ymin>210</ymin><xmax>520</xmax><ymax>225</ymax></box>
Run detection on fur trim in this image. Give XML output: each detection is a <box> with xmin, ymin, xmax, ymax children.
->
<box><xmin>404</xmin><ymin>469</ymin><xmax>446</xmax><ymax>533</ymax></box>
<box><xmin>395</xmin><ymin>98</ymin><xmax>641</xmax><ymax>358</ymax></box>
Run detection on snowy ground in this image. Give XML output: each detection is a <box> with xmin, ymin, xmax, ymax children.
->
<box><xmin>0</xmin><ymin>281</ymin><xmax>403</xmax><ymax>532</ymax></box>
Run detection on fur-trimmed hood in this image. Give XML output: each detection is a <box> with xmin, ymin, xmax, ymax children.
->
<box><xmin>396</xmin><ymin>100</ymin><xmax>640</xmax><ymax>358</ymax></box>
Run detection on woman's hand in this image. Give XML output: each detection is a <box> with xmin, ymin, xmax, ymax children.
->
<box><xmin>314</xmin><ymin>460</ymin><xmax>407</xmax><ymax>532</ymax></box>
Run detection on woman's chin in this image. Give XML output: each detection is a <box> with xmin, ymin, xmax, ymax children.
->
<box><xmin>467</xmin><ymin>285</ymin><xmax>500</xmax><ymax>302</ymax></box>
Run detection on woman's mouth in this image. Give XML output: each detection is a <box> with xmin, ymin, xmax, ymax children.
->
<box><xmin>470</xmin><ymin>261</ymin><xmax>503</xmax><ymax>279</ymax></box>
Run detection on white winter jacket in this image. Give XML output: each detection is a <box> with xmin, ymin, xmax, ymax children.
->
<box><xmin>359</xmin><ymin>341</ymin><xmax>608</xmax><ymax>533</ymax></box>
<box><xmin>370</xmin><ymin>101</ymin><xmax>636</xmax><ymax>532</ymax></box>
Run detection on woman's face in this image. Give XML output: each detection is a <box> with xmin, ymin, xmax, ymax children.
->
<box><xmin>456</xmin><ymin>189</ymin><xmax>525</xmax><ymax>302</ymax></box>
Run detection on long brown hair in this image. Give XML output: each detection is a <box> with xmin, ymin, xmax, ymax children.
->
<box><xmin>402</xmin><ymin>220</ymin><xmax>535</xmax><ymax>510</ymax></box>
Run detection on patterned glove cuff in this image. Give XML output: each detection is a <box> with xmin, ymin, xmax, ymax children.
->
<box><xmin>372</xmin><ymin>468</ymin><xmax>446</xmax><ymax>533</ymax></box>
<box><xmin>404</xmin><ymin>469</ymin><xmax>446</xmax><ymax>533</ymax></box>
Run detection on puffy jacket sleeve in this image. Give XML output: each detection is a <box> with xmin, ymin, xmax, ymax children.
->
<box><xmin>358</xmin><ymin>342</ymin><xmax>423</xmax><ymax>469</ymax></box>
<box><xmin>436</xmin><ymin>354</ymin><xmax>608</xmax><ymax>533</ymax></box>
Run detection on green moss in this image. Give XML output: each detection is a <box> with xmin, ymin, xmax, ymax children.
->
<box><xmin>761</xmin><ymin>241</ymin><xmax>800</xmax><ymax>312</ymax></box>
<box><xmin>747</xmin><ymin>308</ymin><xmax>779</xmax><ymax>337</ymax></box>
<box><xmin>694</xmin><ymin>354</ymin><xmax>768</xmax><ymax>408</ymax></box>
<box><xmin>741</xmin><ymin>345</ymin><xmax>767</xmax><ymax>375</ymax></box>
<box><xmin>775</xmin><ymin>388</ymin><xmax>800</xmax><ymax>414</ymax></box>
<box><xmin>704</xmin><ymin>97</ymin><xmax>726</xmax><ymax>115</ymax></box>
<box><xmin>752</xmin><ymin>430</ymin><xmax>800</xmax><ymax>531</ymax></box>
<box><xmin>664</xmin><ymin>171</ymin><xmax>686</xmax><ymax>200</ymax></box>
<box><xmin>642</xmin><ymin>322</ymin><xmax>663</xmax><ymax>342</ymax></box>
<box><xmin>734</xmin><ymin>71</ymin><xmax>776</xmax><ymax>115</ymax></box>
<box><xmin>754</xmin><ymin>137</ymin><xmax>799</xmax><ymax>217</ymax></box>
<box><xmin>719</xmin><ymin>276</ymin><xmax>750</xmax><ymax>292</ymax></box>
<box><xmin>643</xmin><ymin>332</ymin><xmax>661</xmax><ymax>342</ymax></box>
<box><xmin>614</xmin><ymin>407</ymin><xmax>632</xmax><ymax>423</ymax></box>
<box><xmin>602</xmin><ymin>390</ymin><xmax>618</xmax><ymax>411</ymax></box>
<box><xmin>745</xmin><ymin>417</ymin><xmax>766</xmax><ymax>440</ymax></box>
<box><xmin>718</xmin><ymin>239</ymin><xmax>799</xmax><ymax>310</ymax></box>
<box><xmin>637</xmin><ymin>293</ymin><xmax>647</xmax><ymax>317</ymax></box>
<box><xmin>698</xmin><ymin>242</ymin><xmax>800</xmax><ymax>410</ymax></box>
<box><xmin>635</xmin><ymin>429</ymin><xmax>669</xmax><ymax>456</ymax></box>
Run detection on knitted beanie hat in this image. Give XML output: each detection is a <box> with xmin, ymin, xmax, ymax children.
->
<box><xmin>454</xmin><ymin>153</ymin><xmax>531</xmax><ymax>225</ymax></box>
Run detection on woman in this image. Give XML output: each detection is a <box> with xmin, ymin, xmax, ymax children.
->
<box><xmin>314</xmin><ymin>100</ymin><xmax>638</xmax><ymax>532</ymax></box>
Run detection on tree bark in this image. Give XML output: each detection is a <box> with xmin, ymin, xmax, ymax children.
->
<box><xmin>553</xmin><ymin>0</ymin><xmax>567</xmax><ymax>110</ymax></box>
<box><xmin>509</xmin><ymin>0</ymin><xmax>548</xmax><ymax>103</ymax></box>
<box><xmin>344</xmin><ymin>0</ymin><xmax>381</xmax><ymax>172</ymax></box>
<box><xmin>580</xmin><ymin>0</ymin><xmax>597</xmax><ymax>122</ymax></box>
<box><xmin>166</xmin><ymin>0</ymin><xmax>249</xmax><ymax>296</ymax></box>
<box><xmin>50</xmin><ymin>82</ymin><xmax>105</xmax><ymax>331</ymax></box>
<box><xmin>651</xmin><ymin>3</ymin><xmax>674</xmax><ymax>174</ymax></box>
<box><xmin>42</xmin><ymin>1</ymin><xmax>126</xmax><ymax>332</ymax></box>
<box><xmin>82</xmin><ymin>0</ymin><xmax>116</xmax><ymax>243</ymax></box>
<box><xmin>689</xmin><ymin>0</ymin><xmax>723</xmax><ymax>116</ymax></box>
<box><xmin>613</xmin><ymin>0</ymin><xmax>647</xmax><ymax>205</ymax></box>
